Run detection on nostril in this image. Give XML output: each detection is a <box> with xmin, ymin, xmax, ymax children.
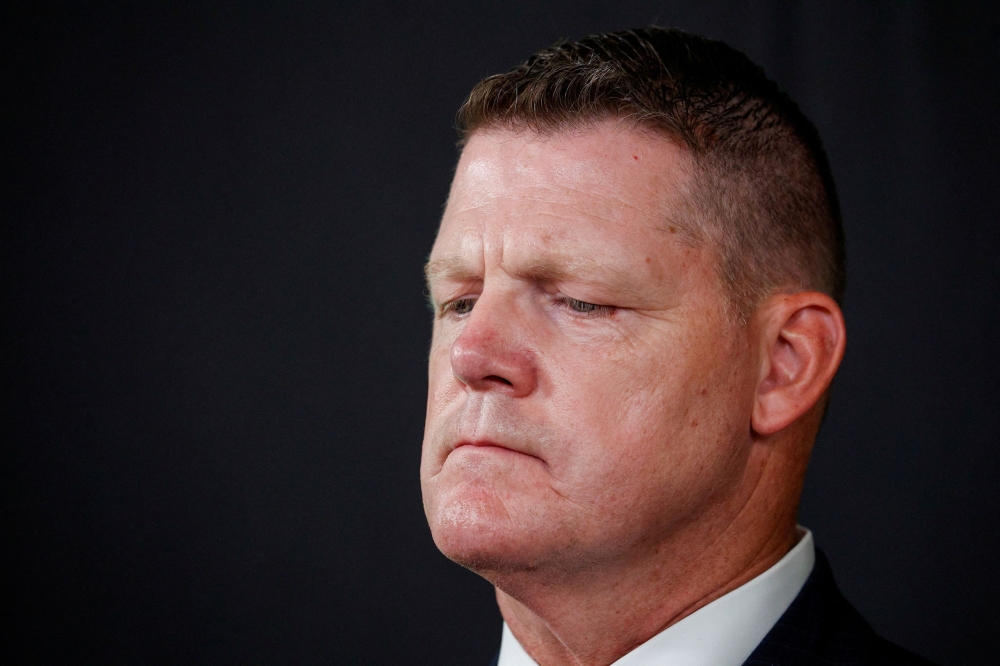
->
<box><xmin>485</xmin><ymin>375</ymin><xmax>513</xmax><ymax>387</ymax></box>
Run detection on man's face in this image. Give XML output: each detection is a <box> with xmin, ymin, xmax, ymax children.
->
<box><xmin>421</xmin><ymin>124</ymin><xmax>760</xmax><ymax>576</ymax></box>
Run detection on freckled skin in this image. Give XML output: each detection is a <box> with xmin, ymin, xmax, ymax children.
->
<box><xmin>420</xmin><ymin>122</ymin><xmax>845</xmax><ymax>666</ymax></box>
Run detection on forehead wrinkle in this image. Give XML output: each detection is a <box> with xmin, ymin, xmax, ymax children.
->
<box><xmin>451</xmin><ymin>184</ymin><xmax>649</xmax><ymax>218</ymax></box>
<box><xmin>556</xmin><ymin>186</ymin><xmax>646</xmax><ymax>214</ymax></box>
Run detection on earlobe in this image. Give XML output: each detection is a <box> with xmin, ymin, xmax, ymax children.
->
<box><xmin>751</xmin><ymin>292</ymin><xmax>846</xmax><ymax>436</ymax></box>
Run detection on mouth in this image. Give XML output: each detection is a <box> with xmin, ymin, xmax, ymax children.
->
<box><xmin>452</xmin><ymin>440</ymin><xmax>544</xmax><ymax>462</ymax></box>
<box><xmin>455</xmin><ymin>440</ymin><xmax>515</xmax><ymax>453</ymax></box>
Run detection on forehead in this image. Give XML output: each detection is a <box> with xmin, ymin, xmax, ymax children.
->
<box><xmin>433</xmin><ymin>124</ymin><xmax>695</xmax><ymax>267</ymax></box>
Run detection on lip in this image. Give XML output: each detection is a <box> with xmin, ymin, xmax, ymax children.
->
<box><xmin>454</xmin><ymin>440</ymin><xmax>514</xmax><ymax>452</ymax></box>
<box><xmin>453</xmin><ymin>439</ymin><xmax>542</xmax><ymax>461</ymax></box>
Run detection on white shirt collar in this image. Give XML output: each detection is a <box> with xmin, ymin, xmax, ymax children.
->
<box><xmin>498</xmin><ymin>528</ymin><xmax>815</xmax><ymax>666</ymax></box>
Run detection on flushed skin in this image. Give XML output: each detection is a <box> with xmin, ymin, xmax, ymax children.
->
<box><xmin>420</xmin><ymin>123</ymin><xmax>846</xmax><ymax>666</ymax></box>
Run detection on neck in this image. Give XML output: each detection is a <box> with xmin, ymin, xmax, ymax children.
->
<box><xmin>492</xmin><ymin>437</ymin><xmax>808</xmax><ymax>666</ymax></box>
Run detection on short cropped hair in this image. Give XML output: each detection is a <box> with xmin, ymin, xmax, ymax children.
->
<box><xmin>457</xmin><ymin>27</ymin><xmax>845</xmax><ymax>321</ymax></box>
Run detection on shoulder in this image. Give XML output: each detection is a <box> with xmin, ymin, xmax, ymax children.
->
<box><xmin>744</xmin><ymin>550</ymin><xmax>939</xmax><ymax>666</ymax></box>
<box><xmin>868</xmin><ymin>636</ymin><xmax>938</xmax><ymax>666</ymax></box>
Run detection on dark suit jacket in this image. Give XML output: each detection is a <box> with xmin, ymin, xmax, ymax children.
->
<box><xmin>488</xmin><ymin>550</ymin><xmax>936</xmax><ymax>665</ymax></box>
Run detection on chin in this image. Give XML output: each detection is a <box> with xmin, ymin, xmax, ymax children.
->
<box><xmin>425</xmin><ymin>483</ymin><xmax>548</xmax><ymax>576</ymax></box>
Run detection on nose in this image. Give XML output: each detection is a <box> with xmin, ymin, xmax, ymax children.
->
<box><xmin>449</xmin><ymin>294</ymin><xmax>538</xmax><ymax>397</ymax></box>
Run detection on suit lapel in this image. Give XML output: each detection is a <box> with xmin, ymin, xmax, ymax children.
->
<box><xmin>743</xmin><ymin>550</ymin><xmax>901</xmax><ymax>665</ymax></box>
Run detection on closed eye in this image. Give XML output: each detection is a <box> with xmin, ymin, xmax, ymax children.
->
<box><xmin>559</xmin><ymin>297</ymin><xmax>616</xmax><ymax>317</ymax></box>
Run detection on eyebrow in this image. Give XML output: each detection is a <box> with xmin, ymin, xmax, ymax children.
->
<box><xmin>425</xmin><ymin>253</ymin><xmax>646</xmax><ymax>300</ymax></box>
<box><xmin>424</xmin><ymin>255</ymin><xmax>482</xmax><ymax>284</ymax></box>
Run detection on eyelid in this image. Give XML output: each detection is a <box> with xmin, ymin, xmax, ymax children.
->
<box><xmin>438</xmin><ymin>295</ymin><xmax>479</xmax><ymax>317</ymax></box>
<box><xmin>557</xmin><ymin>296</ymin><xmax>616</xmax><ymax>317</ymax></box>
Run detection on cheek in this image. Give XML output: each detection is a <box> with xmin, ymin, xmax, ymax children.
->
<box><xmin>425</xmin><ymin>336</ymin><xmax>458</xmax><ymax>417</ymax></box>
<box><xmin>541</xmin><ymin>349</ymin><xmax>683</xmax><ymax>491</ymax></box>
<box><xmin>545</xmin><ymin>330</ymin><xmax>750</xmax><ymax>505</ymax></box>
<box><xmin>421</xmin><ymin>339</ymin><xmax>458</xmax><ymax>478</ymax></box>
<box><xmin>554</xmin><ymin>333</ymin><xmax>696</xmax><ymax>431</ymax></box>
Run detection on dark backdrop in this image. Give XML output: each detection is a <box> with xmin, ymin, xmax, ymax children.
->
<box><xmin>4</xmin><ymin>2</ymin><xmax>998</xmax><ymax>664</ymax></box>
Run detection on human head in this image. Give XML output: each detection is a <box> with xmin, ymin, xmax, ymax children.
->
<box><xmin>420</xmin><ymin>28</ymin><xmax>846</xmax><ymax>597</ymax></box>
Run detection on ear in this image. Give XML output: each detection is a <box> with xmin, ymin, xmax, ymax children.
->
<box><xmin>752</xmin><ymin>292</ymin><xmax>847</xmax><ymax>436</ymax></box>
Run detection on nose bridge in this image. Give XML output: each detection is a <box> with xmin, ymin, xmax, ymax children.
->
<box><xmin>450</xmin><ymin>287</ymin><xmax>537</xmax><ymax>396</ymax></box>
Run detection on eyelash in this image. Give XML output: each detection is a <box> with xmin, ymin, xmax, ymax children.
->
<box><xmin>438</xmin><ymin>296</ymin><xmax>615</xmax><ymax>318</ymax></box>
<box><xmin>558</xmin><ymin>297</ymin><xmax>615</xmax><ymax>317</ymax></box>
<box><xmin>439</xmin><ymin>298</ymin><xmax>477</xmax><ymax>316</ymax></box>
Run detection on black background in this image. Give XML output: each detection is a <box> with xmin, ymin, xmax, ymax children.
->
<box><xmin>4</xmin><ymin>2</ymin><xmax>998</xmax><ymax>664</ymax></box>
